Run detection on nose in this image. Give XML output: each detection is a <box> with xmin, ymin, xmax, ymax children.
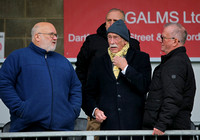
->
<box><xmin>110</xmin><ymin>38</ymin><xmax>115</xmax><ymax>44</ymax></box>
<box><xmin>53</xmin><ymin>35</ymin><xmax>58</xmax><ymax>40</ymax></box>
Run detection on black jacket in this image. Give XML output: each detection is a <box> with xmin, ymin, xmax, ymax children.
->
<box><xmin>75</xmin><ymin>23</ymin><xmax>140</xmax><ymax>91</ymax></box>
<box><xmin>143</xmin><ymin>47</ymin><xmax>196</xmax><ymax>132</ymax></box>
<box><xmin>83</xmin><ymin>45</ymin><xmax>151</xmax><ymax>130</ymax></box>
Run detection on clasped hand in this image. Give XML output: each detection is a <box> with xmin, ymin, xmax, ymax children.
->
<box><xmin>112</xmin><ymin>56</ymin><xmax>127</xmax><ymax>70</ymax></box>
<box><xmin>94</xmin><ymin>108</ymin><xmax>107</xmax><ymax>123</ymax></box>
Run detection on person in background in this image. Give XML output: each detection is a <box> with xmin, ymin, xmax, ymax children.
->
<box><xmin>0</xmin><ymin>22</ymin><xmax>82</xmax><ymax>134</ymax></box>
<box><xmin>83</xmin><ymin>20</ymin><xmax>151</xmax><ymax>140</ymax></box>
<box><xmin>143</xmin><ymin>23</ymin><xmax>196</xmax><ymax>140</ymax></box>
<box><xmin>75</xmin><ymin>8</ymin><xmax>140</xmax><ymax>133</ymax></box>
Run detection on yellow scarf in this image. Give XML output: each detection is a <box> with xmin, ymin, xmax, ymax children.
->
<box><xmin>108</xmin><ymin>43</ymin><xmax>129</xmax><ymax>79</ymax></box>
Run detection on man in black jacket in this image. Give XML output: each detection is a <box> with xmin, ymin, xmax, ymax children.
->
<box><xmin>143</xmin><ymin>23</ymin><xmax>196</xmax><ymax>139</ymax></box>
<box><xmin>84</xmin><ymin>19</ymin><xmax>151</xmax><ymax>140</ymax></box>
<box><xmin>75</xmin><ymin>8</ymin><xmax>140</xmax><ymax>132</ymax></box>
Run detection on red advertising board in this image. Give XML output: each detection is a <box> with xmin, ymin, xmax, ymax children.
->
<box><xmin>64</xmin><ymin>0</ymin><xmax>200</xmax><ymax>61</ymax></box>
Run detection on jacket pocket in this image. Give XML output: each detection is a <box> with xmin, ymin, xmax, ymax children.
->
<box><xmin>143</xmin><ymin>99</ymin><xmax>162</xmax><ymax>129</ymax></box>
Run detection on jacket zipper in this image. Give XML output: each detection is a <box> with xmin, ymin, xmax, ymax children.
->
<box><xmin>45</xmin><ymin>54</ymin><xmax>54</xmax><ymax>129</ymax></box>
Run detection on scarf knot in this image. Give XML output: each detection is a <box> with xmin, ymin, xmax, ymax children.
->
<box><xmin>108</xmin><ymin>43</ymin><xmax>129</xmax><ymax>79</ymax></box>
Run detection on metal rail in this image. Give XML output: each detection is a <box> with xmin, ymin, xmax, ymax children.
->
<box><xmin>0</xmin><ymin>130</ymin><xmax>200</xmax><ymax>140</ymax></box>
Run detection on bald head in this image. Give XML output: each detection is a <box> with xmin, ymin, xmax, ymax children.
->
<box><xmin>31</xmin><ymin>22</ymin><xmax>58</xmax><ymax>52</ymax></box>
<box><xmin>31</xmin><ymin>22</ymin><xmax>56</xmax><ymax>40</ymax></box>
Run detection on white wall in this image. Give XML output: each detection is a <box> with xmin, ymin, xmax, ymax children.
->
<box><xmin>0</xmin><ymin>62</ymin><xmax>199</xmax><ymax>124</ymax></box>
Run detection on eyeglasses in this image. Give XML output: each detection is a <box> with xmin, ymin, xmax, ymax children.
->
<box><xmin>38</xmin><ymin>32</ymin><xmax>58</xmax><ymax>38</ymax></box>
<box><xmin>160</xmin><ymin>35</ymin><xmax>180</xmax><ymax>42</ymax></box>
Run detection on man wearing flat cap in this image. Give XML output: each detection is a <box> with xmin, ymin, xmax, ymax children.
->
<box><xmin>82</xmin><ymin>20</ymin><xmax>151</xmax><ymax>138</ymax></box>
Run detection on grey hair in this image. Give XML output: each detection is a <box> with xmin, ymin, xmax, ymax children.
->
<box><xmin>31</xmin><ymin>24</ymin><xmax>40</xmax><ymax>39</ymax></box>
<box><xmin>164</xmin><ymin>23</ymin><xmax>187</xmax><ymax>44</ymax></box>
<box><xmin>106</xmin><ymin>8</ymin><xmax>125</xmax><ymax>21</ymax></box>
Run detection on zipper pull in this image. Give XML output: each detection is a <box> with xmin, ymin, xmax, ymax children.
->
<box><xmin>45</xmin><ymin>54</ymin><xmax>47</xmax><ymax>59</ymax></box>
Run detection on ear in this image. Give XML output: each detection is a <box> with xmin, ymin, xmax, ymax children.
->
<box><xmin>173</xmin><ymin>38</ymin><xmax>179</xmax><ymax>46</ymax></box>
<box><xmin>35</xmin><ymin>34</ymin><xmax>40</xmax><ymax>42</ymax></box>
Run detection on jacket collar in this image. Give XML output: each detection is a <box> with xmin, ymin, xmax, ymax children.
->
<box><xmin>28</xmin><ymin>42</ymin><xmax>54</xmax><ymax>56</ymax></box>
<box><xmin>97</xmin><ymin>23</ymin><xmax>107</xmax><ymax>39</ymax></box>
<box><xmin>125</xmin><ymin>45</ymin><xmax>136</xmax><ymax>63</ymax></box>
<box><xmin>161</xmin><ymin>46</ymin><xmax>186</xmax><ymax>63</ymax></box>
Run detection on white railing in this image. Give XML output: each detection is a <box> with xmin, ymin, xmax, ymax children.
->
<box><xmin>0</xmin><ymin>130</ymin><xmax>200</xmax><ymax>140</ymax></box>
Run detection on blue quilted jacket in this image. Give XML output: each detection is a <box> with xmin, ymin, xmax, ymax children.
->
<box><xmin>0</xmin><ymin>42</ymin><xmax>82</xmax><ymax>132</ymax></box>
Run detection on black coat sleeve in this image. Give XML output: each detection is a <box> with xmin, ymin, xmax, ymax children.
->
<box><xmin>81</xmin><ymin>57</ymin><xmax>100</xmax><ymax>117</ymax></box>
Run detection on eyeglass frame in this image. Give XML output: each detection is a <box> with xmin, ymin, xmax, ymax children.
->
<box><xmin>37</xmin><ymin>32</ymin><xmax>58</xmax><ymax>38</ymax></box>
<box><xmin>160</xmin><ymin>35</ymin><xmax>180</xmax><ymax>42</ymax></box>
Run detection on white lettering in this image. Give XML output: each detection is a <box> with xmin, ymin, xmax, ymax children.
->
<box><xmin>191</xmin><ymin>12</ymin><xmax>195</xmax><ymax>23</ymax></box>
<box><xmin>196</xmin><ymin>14</ymin><xmax>200</xmax><ymax>23</ymax></box>
<box><xmin>68</xmin><ymin>34</ymin><xmax>89</xmax><ymax>42</ymax></box>
<box><xmin>126</xmin><ymin>11</ymin><xmax>136</xmax><ymax>24</ymax></box>
<box><xmin>184</xmin><ymin>11</ymin><xmax>191</xmax><ymax>23</ymax></box>
<box><xmin>156</xmin><ymin>11</ymin><xmax>168</xmax><ymax>23</ymax></box>
<box><xmin>131</xmin><ymin>33</ymin><xmax>154</xmax><ymax>41</ymax></box>
<box><xmin>156</xmin><ymin>33</ymin><xmax>161</xmax><ymax>41</ymax></box>
<box><xmin>187</xmin><ymin>33</ymin><xmax>200</xmax><ymax>41</ymax></box>
<box><xmin>183</xmin><ymin>11</ymin><xmax>200</xmax><ymax>23</ymax></box>
<box><xmin>169</xmin><ymin>11</ymin><xmax>179</xmax><ymax>23</ymax></box>
<box><xmin>148</xmin><ymin>12</ymin><xmax>155</xmax><ymax>24</ymax></box>
<box><xmin>125</xmin><ymin>11</ymin><xmax>200</xmax><ymax>24</ymax></box>
<box><xmin>137</xmin><ymin>12</ymin><xmax>147</xmax><ymax>23</ymax></box>
<box><xmin>68</xmin><ymin>34</ymin><xmax>75</xmax><ymax>42</ymax></box>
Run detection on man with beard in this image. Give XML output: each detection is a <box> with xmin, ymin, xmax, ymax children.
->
<box><xmin>0</xmin><ymin>22</ymin><xmax>82</xmax><ymax>134</ymax></box>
